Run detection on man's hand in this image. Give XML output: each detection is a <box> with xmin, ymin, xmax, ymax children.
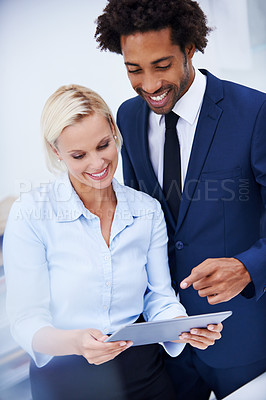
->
<box><xmin>180</xmin><ymin>258</ymin><xmax>252</xmax><ymax>304</ymax></box>
<box><xmin>172</xmin><ymin>323</ymin><xmax>223</xmax><ymax>349</ymax></box>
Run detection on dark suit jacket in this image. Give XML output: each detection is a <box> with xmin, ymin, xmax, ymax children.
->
<box><xmin>117</xmin><ymin>70</ymin><xmax>266</xmax><ymax>368</ymax></box>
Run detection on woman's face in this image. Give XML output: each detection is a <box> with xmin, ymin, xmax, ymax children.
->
<box><xmin>55</xmin><ymin>113</ymin><xmax>118</xmax><ymax>193</ymax></box>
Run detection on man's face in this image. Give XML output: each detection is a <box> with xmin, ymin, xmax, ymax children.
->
<box><xmin>121</xmin><ymin>28</ymin><xmax>195</xmax><ymax>115</ymax></box>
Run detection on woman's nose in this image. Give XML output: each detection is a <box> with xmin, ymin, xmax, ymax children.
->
<box><xmin>88</xmin><ymin>153</ymin><xmax>105</xmax><ymax>172</ymax></box>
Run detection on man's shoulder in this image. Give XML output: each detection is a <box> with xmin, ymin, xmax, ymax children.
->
<box><xmin>117</xmin><ymin>95</ymin><xmax>146</xmax><ymax>117</ymax></box>
<box><xmin>222</xmin><ymin>78</ymin><xmax>265</xmax><ymax>100</ymax></box>
<box><xmin>203</xmin><ymin>69</ymin><xmax>266</xmax><ymax>104</ymax></box>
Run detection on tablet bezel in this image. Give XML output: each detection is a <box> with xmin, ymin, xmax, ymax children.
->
<box><xmin>105</xmin><ymin>311</ymin><xmax>232</xmax><ymax>346</ymax></box>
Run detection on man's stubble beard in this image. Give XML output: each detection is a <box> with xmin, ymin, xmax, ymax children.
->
<box><xmin>136</xmin><ymin>52</ymin><xmax>190</xmax><ymax>115</ymax></box>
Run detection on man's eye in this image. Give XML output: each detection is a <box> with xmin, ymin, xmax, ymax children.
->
<box><xmin>72</xmin><ymin>154</ymin><xmax>85</xmax><ymax>160</ymax></box>
<box><xmin>128</xmin><ymin>69</ymin><xmax>141</xmax><ymax>74</ymax></box>
<box><xmin>156</xmin><ymin>64</ymin><xmax>171</xmax><ymax>70</ymax></box>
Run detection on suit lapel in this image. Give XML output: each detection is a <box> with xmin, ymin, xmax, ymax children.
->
<box><xmin>176</xmin><ymin>71</ymin><xmax>224</xmax><ymax>231</ymax></box>
<box><xmin>135</xmin><ymin>71</ymin><xmax>224</xmax><ymax>232</ymax></box>
<box><xmin>136</xmin><ymin>101</ymin><xmax>155</xmax><ymax>184</ymax></box>
<box><xmin>136</xmin><ymin>101</ymin><xmax>162</xmax><ymax>197</ymax></box>
<box><xmin>137</xmin><ymin>101</ymin><xmax>176</xmax><ymax>228</ymax></box>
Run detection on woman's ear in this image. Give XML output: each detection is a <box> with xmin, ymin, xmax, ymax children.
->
<box><xmin>50</xmin><ymin>143</ymin><xmax>61</xmax><ymax>160</ymax></box>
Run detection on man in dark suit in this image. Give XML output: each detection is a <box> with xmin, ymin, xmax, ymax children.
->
<box><xmin>95</xmin><ymin>1</ymin><xmax>266</xmax><ymax>398</ymax></box>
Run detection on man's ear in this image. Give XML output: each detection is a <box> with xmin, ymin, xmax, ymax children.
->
<box><xmin>186</xmin><ymin>43</ymin><xmax>196</xmax><ymax>59</ymax></box>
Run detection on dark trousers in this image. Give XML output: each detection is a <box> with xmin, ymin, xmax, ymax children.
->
<box><xmin>164</xmin><ymin>345</ymin><xmax>266</xmax><ymax>400</ymax></box>
<box><xmin>30</xmin><ymin>344</ymin><xmax>176</xmax><ymax>400</ymax></box>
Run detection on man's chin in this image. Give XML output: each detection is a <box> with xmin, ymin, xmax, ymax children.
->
<box><xmin>146</xmin><ymin>102</ymin><xmax>174</xmax><ymax>115</ymax></box>
<box><xmin>149</xmin><ymin>106</ymin><xmax>171</xmax><ymax>115</ymax></box>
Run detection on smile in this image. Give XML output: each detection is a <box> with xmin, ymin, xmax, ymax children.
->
<box><xmin>149</xmin><ymin>91</ymin><xmax>169</xmax><ymax>102</ymax></box>
<box><xmin>86</xmin><ymin>165</ymin><xmax>109</xmax><ymax>180</ymax></box>
<box><xmin>145</xmin><ymin>89</ymin><xmax>171</xmax><ymax>109</ymax></box>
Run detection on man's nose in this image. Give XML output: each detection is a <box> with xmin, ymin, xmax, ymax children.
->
<box><xmin>141</xmin><ymin>74</ymin><xmax>161</xmax><ymax>94</ymax></box>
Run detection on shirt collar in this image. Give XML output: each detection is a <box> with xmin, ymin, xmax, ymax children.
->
<box><xmin>53</xmin><ymin>174</ymin><xmax>154</xmax><ymax>222</ymax></box>
<box><xmin>53</xmin><ymin>173</ymin><xmax>91</xmax><ymax>222</ymax></box>
<box><xmin>112</xmin><ymin>177</ymin><xmax>155</xmax><ymax>218</ymax></box>
<box><xmin>153</xmin><ymin>68</ymin><xmax>207</xmax><ymax>127</ymax></box>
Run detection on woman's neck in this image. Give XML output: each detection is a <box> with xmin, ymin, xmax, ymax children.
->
<box><xmin>69</xmin><ymin>175</ymin><xmax>117</xmax><ymax>216</ymax></box>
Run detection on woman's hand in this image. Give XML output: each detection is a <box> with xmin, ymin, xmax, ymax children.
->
<box><xmin>75</xmin><ymin>328</ymin><xmax>133</xmax><ymax>365</ymax></box>
<box><xmin>32</xmin><ymin>326</ymin><xmax>132</xmax><ymax>365</ymax></box>
<box><xmin>172</xmin><ymin>323</ymin><xmax>223</xmax><ymax>350</ymax></box>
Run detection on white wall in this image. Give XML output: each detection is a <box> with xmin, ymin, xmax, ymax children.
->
<box><xmin>0</xmin><ymin>0</ymin><xmax>135</xmax><ymax>198</ymax></box>
<box><xmin>0</xmin><ymin>0</ymin><xmax>265</xmax><ymax>198</ymax></box>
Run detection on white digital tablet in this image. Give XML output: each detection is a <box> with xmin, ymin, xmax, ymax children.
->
<box><xmin>105</xmin><ymin>311</ymin><xmax>232</xmax><ymax>346</ymax></box>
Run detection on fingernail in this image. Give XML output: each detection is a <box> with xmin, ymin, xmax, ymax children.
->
<box><xmin>120</xmin><ymin>341</ymin><xmax>127</xmax><ymax>346</ymax></box>
<box><xmin>182</xmin><ymin>333</ymin><xmax>189</xmax><ymax>338</ymax></box>
<box><xmin>191</xmin><ymin>329</ymin><xmax>198</xmax><ymax>334</ymax></box>
<box><xmin>209</xmin><ymin>325</ymin><xmax>215</xmax><ymax>330</ymax></box>
<box><xmin>181</xmin><ymin>282</ymin><xmax>188</xmax><ymax>289</ymax></box>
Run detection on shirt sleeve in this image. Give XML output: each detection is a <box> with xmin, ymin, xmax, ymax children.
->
<box><xmin>142</xmin><ymin>200</ymin><xmax>187</xmax><ymax>357</ymax></box>
<box><xmin>3</xmin><ymin>199</ymin><xmax>53</xmax><ymax>367</ymax></box>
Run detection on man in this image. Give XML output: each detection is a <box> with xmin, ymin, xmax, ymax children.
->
<box><xmin>95</xmin><ymin>1</ymin><xmax>266</xmax><ymax>399</ymax></box>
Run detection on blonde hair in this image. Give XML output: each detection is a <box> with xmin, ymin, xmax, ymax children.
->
<box><xmin>41</xmin><ymin>84</ymin><xmax>122</xmax><ymax>173</ymax></box>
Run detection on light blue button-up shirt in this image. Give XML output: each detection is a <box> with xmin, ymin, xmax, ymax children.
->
<box><xmin>3</xmin><ymin>174</ymin><xmax>186</xmax><ymax>367</ymax></box>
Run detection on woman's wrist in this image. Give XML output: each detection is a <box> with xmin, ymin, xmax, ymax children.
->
<box><xmin>32</xmin><ymin>326</ymin><xmax>84</xmax><ymax>357</ymax></box>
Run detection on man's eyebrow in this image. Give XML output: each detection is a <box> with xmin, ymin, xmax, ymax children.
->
<box><xmin>151</xmin><ymin>56</ymin><xmax>173</xmax><ymax>65</ymax></box>
<box><xmin>124</xmin><ymin>62</ymin><xmax>140</xmax><ymax>67</ymax></box>
<box><xmin>124</xmin><ymin>56</ymin><xmax>173</xmax><ymax>67</ymax></box>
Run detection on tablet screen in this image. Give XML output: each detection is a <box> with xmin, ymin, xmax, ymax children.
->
<box><xmin>105</xmin><ymin>311</ymin><xmax>232</xmax><ymax>346</ymax></box>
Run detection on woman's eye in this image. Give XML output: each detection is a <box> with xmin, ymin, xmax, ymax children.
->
<box><xmin>72</xmin><ymin>154</ymin><xmax>85</xmax><ymax>160</ymax></box>
<box><xmin>97</xmin><ymin>141</ymin><xmax>109</xmax><ymax>150</ymax></box>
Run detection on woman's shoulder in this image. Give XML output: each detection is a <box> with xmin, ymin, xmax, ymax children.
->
<box><xmin>4</xmin><ymin>174</ymin><xmax>77</xmax><ymax>240</ymax></box>
<box><xmin>7</xmin><ymin>175</ymin><xmax>68</xmax><ymax>220</ymax></box>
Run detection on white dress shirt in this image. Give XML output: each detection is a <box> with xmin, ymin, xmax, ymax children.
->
<box><xmin>3</xmin><ymin>174</ymin><xmax>187</xmax><ymax>367</ymax></box>
<box><xmin>148</xmin><ymin>68</ymin><xmax>207</xmax><ymax>189</ymax></box>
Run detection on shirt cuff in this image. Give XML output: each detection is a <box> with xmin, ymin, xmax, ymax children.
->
<box><xmin>33</xmin><ymin>352</ymin><xmax>53</xmax><ymax>368</ymax></box>
<box><xmin>160</xmin><ymin>341</ymin><xmax>186</xmax><ymax>357</ymax></box>
<box><xmin>10</xmin><ymin>318</ymin><xmax>54</xmax><ymax>368</ymax></box>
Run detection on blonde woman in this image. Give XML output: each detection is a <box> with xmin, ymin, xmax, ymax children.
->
<box><xmin>3</xmin><ymin>85</ymin><xmax>222</xmax><ymax>400</ymax></box>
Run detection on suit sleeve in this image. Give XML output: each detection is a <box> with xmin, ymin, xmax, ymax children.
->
<box><xmin>235</xmin><ymin>100</ymin><xmax>266</xmax><ymax>301</ymax></box>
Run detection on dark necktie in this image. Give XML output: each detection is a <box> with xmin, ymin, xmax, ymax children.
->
<box><xmin>163</xmin><ymin>111</ymin><xmax>181</xmax><ymax>222</ymax></box>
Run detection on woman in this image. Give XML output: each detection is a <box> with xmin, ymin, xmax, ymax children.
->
<box><xmin>3</xmin><ymin>85</ymin><xmax>222</xmax><ymax>400</ymax></box>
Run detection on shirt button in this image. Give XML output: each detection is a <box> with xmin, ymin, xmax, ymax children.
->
<box><xmin>103</xmin><ymin>305</ymin><xmax>108</xmax><ymax>311</ymax></box>
<box><xmin>104</xmin><ymin>255</ymin><xmax>110</xmax><ymax>261</ymax></box>
<box><xmin>104</xmin><ymin>327</ymin><xmax>108</xmax><ymax>333</ymax></box>
<box><xmin>106</xmin><ymin>281</ymin><xmax>111</xmax><ymax>287</ymax></box>
<box><xmin>176</xmin><ymin>241</ymin><xmax>184</xmax><ymax>250</ymax></box>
